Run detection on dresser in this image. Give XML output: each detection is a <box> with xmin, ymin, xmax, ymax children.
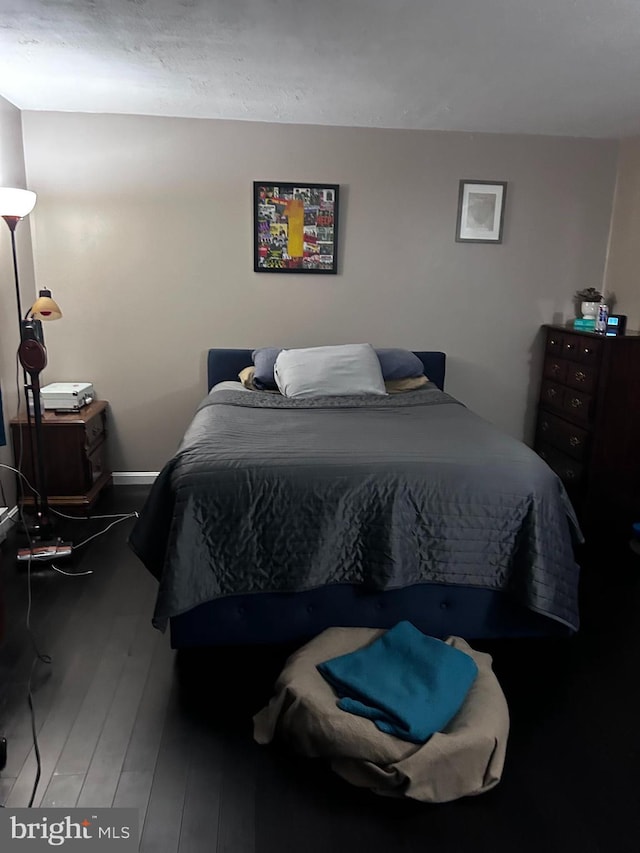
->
<box><xmin>535</xmin><ymin>325</ymin><xmax>640</xmax><ymax>529</ymax></box>
<box><xmin>10</xmin><ymin>400</ymin><xmax>112</xmax><ymax>509</ymax></box>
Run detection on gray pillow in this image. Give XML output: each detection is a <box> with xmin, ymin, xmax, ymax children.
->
<box><xmin>252</xmin><ymin>347</ymin><xmax>281</xmax><ymax>390</ymax></box>
<box><xmin>274</xmin><ymin>344</ymin><xmax>387</xmax><ymax>398</ymax></box>
<box><xmin>375</xmin><ymin>348</ymin><xmax>425</xmax><ymax>380</ymax></box>
<box><xmin>254</xmin><ymin>346</ymin><xmax>424</xmax><ymax>387</ymax></box>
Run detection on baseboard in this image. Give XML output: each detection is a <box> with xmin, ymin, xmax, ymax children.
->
<box><xmin>112</xmin><ymin>472</ymin><xmax>159</xmax><ymax>486</ymax></box>
<box><xmin>0</xmin><ymin>506</ymin><xmax>19</xmax><ymax>544</ymax></box>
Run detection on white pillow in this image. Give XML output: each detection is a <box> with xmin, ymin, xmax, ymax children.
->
<box><xmin>274</xmin><ymin>344</ymin><xmax>387</xmax><ymax>398</ymax></box>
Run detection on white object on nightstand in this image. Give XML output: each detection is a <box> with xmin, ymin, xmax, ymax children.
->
<box><xmin>41</xmin><ymin>382</ymin><xmax>95</xmax><ymax>411</ymax></box>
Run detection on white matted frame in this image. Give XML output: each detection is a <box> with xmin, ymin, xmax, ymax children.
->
<box><xmin>455</xmin><ymin>180</ymin><xmax>507</xmax><ymax>243</ymax></box>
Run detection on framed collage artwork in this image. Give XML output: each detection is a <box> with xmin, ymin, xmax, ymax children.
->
<box><xmin>253</xmin><ymin>182</ymin><xmax>339</xmax><ymax>273</ymax></box>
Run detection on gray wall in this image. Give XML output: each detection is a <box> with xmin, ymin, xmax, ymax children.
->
<box><xmin>0</xmin><ymin>96</ymin><xmax>36</xmax><ymax>505</ymax></box>
<box><xmin>604</xmin><ymin>137</ymin><xmax>640</xmax><ymax>328</ymax></box>
<box><xmin>20</xmin><ymin>112</ymin><xmax>618</xmax><ymax>471</ymax></box>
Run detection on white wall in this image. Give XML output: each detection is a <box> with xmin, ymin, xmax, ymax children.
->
<box><xmin>0</xmin><ymin>96</ymin><xmax>36</xmax><ymax>505</ymax></box>
<box><xmin>21</xmin><ymin>112</ymin><xmax>618</xmax><ymax>471</ymax></box>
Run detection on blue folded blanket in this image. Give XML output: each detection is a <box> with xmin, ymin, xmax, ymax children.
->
<box><xmin>316</xmin><ymin>622</ymin><xmax>478</xmax><ymax>744</ymax></box>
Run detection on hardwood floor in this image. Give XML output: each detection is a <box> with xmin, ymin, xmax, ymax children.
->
<box><xmin>1</xmin><ymin>485</ymin><xmax>639</xmax><ymax>852</ymax></box>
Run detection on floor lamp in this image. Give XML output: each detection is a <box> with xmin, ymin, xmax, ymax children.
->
<box><xmin>0</xmin><ymin>187</ymin><xmax>71</xmax><ymax>560</ymax></box>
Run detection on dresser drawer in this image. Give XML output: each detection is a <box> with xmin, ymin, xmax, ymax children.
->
<box><xmin>540</xmin><ymin>380</ymin><xmax>594</xmax><ymax>423</ymax></box>
<box><xmin>537</xmin><ymin>411</ymin><xmax>589</xmax><ymax>460</ymax></box>
<box><xmin>564</xmin><ymin>360</ymin><xmax>597</xmax><ymax>394</ymax></box>
<box><xmin>574</xmin><ymin>337</ymin><xmax>602</xmax><ymax>365</ymax></box>
<box><xmin>543</xmin><ymin>356</ymin><xmax>567</xmax><ymax>384</ymax></box>
<box><xmin>561</xmin><ymin>336</ymin><xmax>581</xmax><ymax>361</ymax></box>
<box><xmin>536</xmin><ymin>442</ymin><xmax>584</xmax><ymax>486</ymax></box>
<box><xmin>540</xmin><ymin>379</ymin><xmax>565</xmax><ymax>412</ymax></box>
<box><xmin>546</xmin><ymin>330</ymin><xmax>603</xmax><ymax>366</ymax></box>
<box><xmin>546</xmin><ymin>331</ymin><xmax>565</xmax><ymax>357</ymax></box>
<box><xmin>86</xmin><ymin>438</ymin><xmax>108</xmax><ymax>484</ymax></box>
<box><xmin>84</xmin><ymin>413</ymin><xmax>106</xmax><ymax>451</ymax></box>
<box><xmin>561</xmin><ymin>386</ymin><xmax>593</xmax><ymax>423</ymax></box>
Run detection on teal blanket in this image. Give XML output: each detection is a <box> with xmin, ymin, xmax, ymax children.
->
<box><xmin>317</xmin><ymin>621</ymin><xmax>478</xmax><ymax>744</ymax></box>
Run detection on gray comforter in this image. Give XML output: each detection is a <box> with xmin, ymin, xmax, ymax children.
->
<box><xmin>129</xmin><ymin>385</ymin><xmax>581</xmax><ymax>631</ymax></box>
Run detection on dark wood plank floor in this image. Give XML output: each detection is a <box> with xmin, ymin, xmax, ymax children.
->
<box><xmin>1</xmin><ymin>485</ymin><xmax>640</xmax><ymax>852</ymax></box>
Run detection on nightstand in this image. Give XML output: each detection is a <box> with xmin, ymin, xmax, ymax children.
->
<box><xmin>10</xmin><ymin>400</ymin><xmax>112</xmax><ymax>509</ymax></box>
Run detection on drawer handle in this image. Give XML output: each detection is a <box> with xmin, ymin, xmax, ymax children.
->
<box><xmin>569</xmin><ymin>436</ymin><xmax>581</xmax><ymax>447</ymax></box>
<box><xmin>547</xmin><ymin>388</ymin><xmax>557</xmax><ymax>398</ymax></box>
<box><xmin>550</xmin><ymin>339</ymin><xmax>559</xmax><ymax>347</ymax></box>
<box><xmin>569</xmin><ymin>397</ymin><xmax>583</xmax><ymax>408</ymax></box>
<box><xmin>583</xmin><ymin>348</ymin><xmax>593</xmax><ymax>356</ymax></box>
<box><xmin>565</xmin><ymin>469</ymin><xmax>576</xmax><ymax>480</ymax></box>
<box><xmin>541</xmin><ymin>421</ymin><xmax>549</xmax><ymax>432</ymax></box>
<box><xmin>574</xmin><ymin>371</ymin><xmax>586</xmax><ymax>382</ymax></box>
<box><xmin>565</xmin><ymin>343</ymin><xmax>575</xmax><ymax>351</ymax></box>
<box><xmin>551</xmin><ymin>363</ymin><xmax>561</xmax><ymax>375</ymax></box>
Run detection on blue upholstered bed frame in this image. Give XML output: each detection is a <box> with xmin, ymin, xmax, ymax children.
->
<box><xmin>168</xmin><ymin>348</ymin><xmax>569</xmax><ymax>647</ymax></box>
<box><xmin>206</xmin><ymin>349</ymin><xmax>448</xmax><ymax>394</ymax></box>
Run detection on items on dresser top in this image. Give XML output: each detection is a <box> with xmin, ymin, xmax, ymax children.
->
<box><xmin>41</xmin><ymin>381</ymin><xmax>94</xmax><ymax>411</ymax></box>
<box><xmin>573</xmin><ymin>318</ymin><xmax>596</xmax><ymax>331</ymax></box>
<box><xmin>606</xmin><ymin>314</ymin><xmax>627</xmax><ymax>336</ymax></box>
<box><xmin>535</xmin><ymin>325</ymin><xmax>640</xmax><ymax>525</ymax></box>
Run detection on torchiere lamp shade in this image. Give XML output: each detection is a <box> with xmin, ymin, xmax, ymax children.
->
<box><xmin>0</xmin><ymin>187</ymin><xmax>37</xmax><ymax>219</ymax></box>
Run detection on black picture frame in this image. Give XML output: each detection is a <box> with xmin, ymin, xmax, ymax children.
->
<box><xmin>455</xmin><ymin>180</ymin><xmax>507</xmax><ymax>244</ymax></box>
<box><xmin>253</xmin><ymin>182</ymin><xmax>340</xmax><ymax>273</ymax></box>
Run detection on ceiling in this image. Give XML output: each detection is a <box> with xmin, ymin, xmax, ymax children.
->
<box><xmin>1</xmin><ymin>0</ymin><xmax>640</xmax><ymax>138</ymax></box>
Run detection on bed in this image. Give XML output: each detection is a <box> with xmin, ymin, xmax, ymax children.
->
<box><xmin>129</xmin><ymin>348</ymin><xmax>582</xmax><ymax>647</ymax></box>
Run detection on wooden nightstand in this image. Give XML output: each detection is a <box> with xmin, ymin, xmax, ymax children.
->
<box><xmin>10</xmin><ymin>400</ymin><xmax>112</xmax><ymax>509</ymax></box>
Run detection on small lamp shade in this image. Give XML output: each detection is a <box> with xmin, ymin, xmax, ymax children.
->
<box><xmin>0</xmin><ymin>187</ymin><xmax>37</xmax><ymax>218</ymax></box>
<box><xmin>29</xmin><ymin>289</ymin><xmax>62</xmax><ymax>321</ymax></box>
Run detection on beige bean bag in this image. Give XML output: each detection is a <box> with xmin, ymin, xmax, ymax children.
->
<box><xmin>253</xmin><ymin>627</ymin><xmax>509</xmax><ymax>803</ymax></box>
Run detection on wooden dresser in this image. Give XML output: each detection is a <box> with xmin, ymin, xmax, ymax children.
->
<box><xmin>10</xmin><ymin>400</ymin><xmax>112</xmax><ymax>509</ymax></box>
<box><xmin>535</xmin><ymin>325</ymin><xmax>640</xmax><ymax>529</ymax></box>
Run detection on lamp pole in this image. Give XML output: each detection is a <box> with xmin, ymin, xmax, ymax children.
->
<box><xmin>2</xmin><ymin>212</ymin><xmax>44</xmax><ymax>529</ymax></box>
<box><xmin>2</xmin><ymin>215</ymin><xmax>24</xmax><ymax>329</ymax></box>
<box><xmin>0</xmin><ymin>192</ymin><xmax>52</xmax><ymax>539</ymax></box>
<box><xmin>1</xmin><ymin>188</ymin><xmax>71</xmax><ymax>559</ymax></box>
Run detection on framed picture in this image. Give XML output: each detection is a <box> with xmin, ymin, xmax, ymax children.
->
<box><xmin>455</xmin><ymin>180</ymin><xmax>507</xmax><ymax>243</ymax></box>
<box><xmin>253</xmin><ymin>182</ymin><xmax>339</xmax><ymax>273</ymax></box>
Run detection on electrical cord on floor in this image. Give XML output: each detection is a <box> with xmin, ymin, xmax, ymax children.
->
<box><xmin>0</xmin><ymin>464</ymin><xmax>139</xmax><ymax>548</ymax></box>
<box><xmin>1</xmin><ymin>367</ymin><xmax>137</xmax><ymax>807</ymax></box>
<box><xmin>10</xmin><ymin>487</ymin><xmax>138</xmax><ymax>803</ymax></box>
<box><xmin>49</xmin><ymin>565</ymin><xmax>92</xmax><ymax>577</ymax></box>
<box><xmin>3</xmin><ymin>513</ymin><xmax>137</xmax><ymax>806</ymax></box>
<box><xmin>10</xmin><ymin>357</ymin><xmax>50</xmax><ymax>808</ymax></box>
<box><xmin>16</xmin><ymin>440</ymin><xmax>51</xmax><ymax>808</ymax></box>
<box><xmin>24</xmin><ymin>538</ymin><xmax>51</xmax><ymax>809</ymax></box>
<box><xmin>0</xmin><ymin>360</ymin><xmax>49</xmax><ymax>806</ymax></box>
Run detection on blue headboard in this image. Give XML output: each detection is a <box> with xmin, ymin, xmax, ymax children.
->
<box><xmin>207</xmin><ymin>349</ymin><xmax>446</xmax><ymax>392</ymax></box>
